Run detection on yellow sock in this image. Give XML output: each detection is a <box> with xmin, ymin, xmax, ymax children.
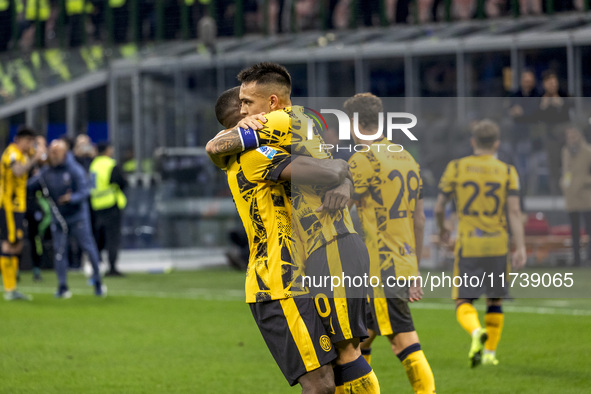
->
<box><xmin>400</xmin><ymin>348</ymin><xmax>436</xmax><ymax>394</ymax></box>
<box><xmin>336</xmin><ymin>370</ymin><xmax>380</xmax><ymax>393</ymax></box>
<box><xmin>484</xmin><ymin>309</ymin><xmax>504</xmax><ymax>352</ymax></box>
<box><xmin>456</xmin><ymin>302</ymin><xmax>481</xmax><ymax>335</ymax></box>
<box><xmin>334</xmin><ymin>356</ymin><xmax>380</xmax><ymax>393</ymax></box>
<box><xmin>1</xmin><ymin>255</ymin><xmax>17</xmax><ymax>292</ymax></box>
<box><xmin>362</xmin><ymin>348</ymin><xmax>372</xmax><ymax>365</ymax></box>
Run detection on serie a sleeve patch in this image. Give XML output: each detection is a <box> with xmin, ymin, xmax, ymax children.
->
<box><xmin>256</xmin><ymin>146</ymin><xmax>278</xmax><ymax>160</ymax></box>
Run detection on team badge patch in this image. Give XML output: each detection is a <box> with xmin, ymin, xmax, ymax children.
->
<box><xmin>319</xmin><ymin>335</ymin><xmax>332</xmax><ymax>352</ymax></box>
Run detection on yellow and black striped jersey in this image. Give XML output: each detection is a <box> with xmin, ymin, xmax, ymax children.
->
<box><xmin>258</xmin><ymin>107</ymin><xmax>357</xmax><ymax>259</ymax></box>
<box><xmin>438</xmin><ymin>155</ymin><xmax>520</xmax><ymax>258</ymax></box>
<box><xmin>349</xmin><ymin>139</ymin><xmax>423</xmax><ymax>281</ymax></box>
<box><xmin>225</xmin><ymin>146</ymin><xmax>297</xmax><ymax>303</ymax></box>
<box><xmin>0</xmin><ymin>143</ymin><xmax>29</xmax><ymax>213</ymax></box>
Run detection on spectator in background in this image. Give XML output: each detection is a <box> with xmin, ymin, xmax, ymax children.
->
<box><xmin>508</xmin><ymin>69</ymin><xmax>541</xmax><ymax>190</ymax></box>
<box><xmin>111</xmin><ymin>0</ymin><xmax>129</xmax><ymax>43</ymax></box>
<box><xmin>561</xmin><ymin>127</ymin><xmax>591</xmax><ymax>267</ymax></box>
<box><xmin>538</xmin><ymin>71</ymin><xmax>572</xmax><ymax>195</ymax></box>
<box><xmin>0</xmin><ymin>0</ymin><xmax>14</xmax><ymax>51</ymax></box>
<box><xmin>395</xmin><ymin>0</ymin><xmax>411</xmax><ymax>23</ymax></box>
<box><xmin>520</xmin><ymin>0</ymin><xmax>542</xmax><ymax>15</ymax></box>
<box><xmin>24</xmin><ymin>0</ymin><xmax>51</xmax><ymax>48</ymax></box>
<box><xmin>90</xmin><ymin>142</ymin><xmax>127</xmax><ymax>277</ymax></box>
<box><xmin>73</xmin><ymin>134</ymin><xmax>97</xmax><ymax>172</ymax></box>
<box><xmin>28</xmin><ymin>139</ymin><xmax>106</xmax><ymax>298</ymax></box>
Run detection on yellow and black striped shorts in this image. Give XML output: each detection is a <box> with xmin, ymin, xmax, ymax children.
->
<box><xmin>250</xmin><ymin>296</ymin><xmax>337</xmax><ymax>386</ymax></box>
<box><xmin>0</xmin><ymin>208</ymin><xmax>24</xmax><ymax>244</ymax></box>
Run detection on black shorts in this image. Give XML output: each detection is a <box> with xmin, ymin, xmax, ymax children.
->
<box><xmin>453</xmin><ymin>252</ymin><xmax>510</xmax><ymax>300</ymax></box>
<box><xmin>366</xmin><ymin>285</ymin><xmax>415</xmax><ymax>336</ymax></box>
<box><xmin>250</xmin><ymin>297</ymin><xmax>337</xmax><ymax>386</ymax></box>
<box><xmin>304</xmin><ymin>234</ymin><xmax>370</xmax><ymax>343</ymax></box>
<box><xmin>0</xmin><ymin>209</ymin><xmax>24</xmax><ymax>244</ymax></box>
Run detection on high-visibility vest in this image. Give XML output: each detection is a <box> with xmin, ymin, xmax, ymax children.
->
<box><xmin>66</xmin><ymin>0</ymin><xmax>83</xmax><ymax>15</ymax></box>
<box><xmin>25</xmin><ymin>0</ymin><xmax>51</xmax><ymax>21</ymax></box>
<box><xmin>66</xmin><ymin>0</ymin><xmax>92</xmax><ymax>15</ymax></box>
<box><xmin>0</xmin><ymin>0</ymin><xmax>10</xmax><ymax>12</ymax></box>
<box><xmin>90</xmin><ymin>156</ymin><xmax>127</xmax><ymax>211</ymax></box>
<box><xmin>109</xmin><ymin>0</ymin><xmax>125</xmax><ymax>8</ymax></box>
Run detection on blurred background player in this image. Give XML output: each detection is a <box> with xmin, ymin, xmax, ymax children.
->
<box><xmin>90</xmin><ymin>141</ymin><xmax>127</xmax><ymax>277</ymax></box>
<box><xmin>0</xmin><ymin>127</ymin><xmax>44</xmax><ymax>301</ymax></box>
<box><xmin>207</xmin><ymin>63</ymin><xmax>380</xmax><ymax>393</ymax></box>
<box><xmin>434</xmin><ymin>120</ymin><xmax>527</xmax><ymax>367</ymax></box>
<box><xmin>28</xmin><ymin>140</ymin><xmax>106</xmax><ymax>298</ymax></box>
<box><xmin>561</xmin><ymin>126</ymin><xmax>591</xmax><ymax>267</ymax></box>
<box><xmin>345</xmin><ymin>93</ymin><xmax>436</xmax><ymax>394</ymax></box>
<box><xmin>25</xmin><ymin>134</ymin><xmax>51</xmax><ymax>282</ymax></box>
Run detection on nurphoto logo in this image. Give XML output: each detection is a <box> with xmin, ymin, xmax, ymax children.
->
<box><xmin>306</xmin><ymin>108</ymin><xmax>418</xmax><ymax>153</ymax></box>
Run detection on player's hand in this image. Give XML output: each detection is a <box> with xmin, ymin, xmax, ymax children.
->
<box><xmin>409</xmin><ymin>276</ymin><xmax>423</xmax><ymax>303</ymax></box>
<box><xmin>512</xmin><ymin>246</ymin><xmax>527</xmax><ymax>270</ymax></box>
<box><xmin>439</xmin><ymin>227</ymin><xmax>451</xmax><ymax>245</ymax></box>
<box><xmin>316</xmin><ymin>182</ymin><xmax>350</xmax><ymax>213</ymax></box>
<box><xmin>237</xmin><ymin>113</ymin><xmax>267</xmax><ymax>131</ymax></box>
<box><xmin>58</xmin><ymin>192</ymin><xmax>71</xmax><ymax>205</ymax></box>
<box><xmin>33</xmin><ymin>146</ymin><xmax>47</xmax><ymax>162</ymax></box>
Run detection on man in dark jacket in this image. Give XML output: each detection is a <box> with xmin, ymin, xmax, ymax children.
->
<box><xmin>28</xmin><ymin>140</ymin><xmax>106</xmax><ymax>298</ymax></box>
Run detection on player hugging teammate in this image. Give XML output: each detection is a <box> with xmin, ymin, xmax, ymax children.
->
<box><xmin>207</xmin><ymin>63</ymin><xmax>380</xmax><ymax>393</ymax></box>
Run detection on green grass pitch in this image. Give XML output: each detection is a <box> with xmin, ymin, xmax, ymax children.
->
<box><xmin>2</xmin><ymin>267</ymin><xmax>590</xmax><ymax>393</ymax></box>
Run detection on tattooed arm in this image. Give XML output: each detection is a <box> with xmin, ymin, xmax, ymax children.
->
<box><xmin>205</xmin><ymin>113</ymin><xmax>270</xmax><ymax>169</ymax></box>
<box><xmin>205</xmin><ymin>128</ymin><xmax>244</xmax><ymax>169</ymax></box>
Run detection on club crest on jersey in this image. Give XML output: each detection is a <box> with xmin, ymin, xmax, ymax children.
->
<box><xmin>319</xmin><ymin>335</ymin><xmax>332</xmax><ymax>352</ymax></box>
<box><xmin>256</xmin><ymin>146</ymin><xmax>277</xmax><ymax>160</ymax></box>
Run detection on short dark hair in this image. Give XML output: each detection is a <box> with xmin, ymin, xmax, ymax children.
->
<box><xmin>472</xmin><ymin>119</ymin><xmax>500</xmax><ymax>149</ymax></box>
<box><xmin>343</xmin><ymin>93</ymin><xmax>384</xmax><ymax>129</ymax></box>
<box><xmin>215</xmin><ymin>87</ymin><xmax>241</xmax><ymax>129</ymax></box>
<box><xmin>97</xmin><ymin>141</ymin><xmax>111</xmax><ymax>154</ymax></box>
<box><xmin>237</xmin><ymin>62</ymin><xmax>291</xmax><ymax>92</ymax></box>
<box><xmin>15</xmin><ymin>126</ymin><xmax>36</xmax><ymax>139</ymax></box>
<box><xmin>542</xmin><ymin>70</ymin><xmax>558</xmax><ymax>81</ymax></box>
<box><xmin>59</xmin><ymin>135</ymin><xmax>75</xmax><ymax>150</ymax></box>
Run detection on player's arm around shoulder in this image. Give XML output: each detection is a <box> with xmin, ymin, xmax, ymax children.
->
<box><xmin>206</xmin><ymin>111</ymin><xmax>289</xmax><ymax>169</ymax></box>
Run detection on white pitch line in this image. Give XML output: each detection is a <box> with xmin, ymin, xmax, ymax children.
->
<box><xmin>410</xmin><ymin>302</ymin><xmax>591</xmax><ymax>316</ymax></box>
<box><xmin>18</xmin><ymin>287</ymin><xmax>591</xmax><ymax>316</ymax></box>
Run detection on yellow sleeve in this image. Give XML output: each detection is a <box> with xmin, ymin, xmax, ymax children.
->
<box><xmin>418</xmin><ymin>163</ymin><xmax>424</xmax><ymax>200</ymax></box>
<box><xmin>507</xmin><ymin>165</ymin><xmax>520</xmax><ymax>196</ymax></box>
<box><xmin>240</xmin><ymin>146</ymin><xmax>291</xmax><ymax>183</ymax></box>
<box><xmin>255</xmin><ymin>110</ymin><xmax>291</xmax><ymax>151</ymax></box>
<box><xmin>438</xmin><ymin>160</ymin><xmax>457</xmax><ymax>197</ymax></box>
<box><xmin>348</xmin><ymin>153</ymin><xmax>372</xmax><ymax>199</ymax></box>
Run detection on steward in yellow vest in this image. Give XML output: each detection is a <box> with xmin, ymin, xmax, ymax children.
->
<box><xmin>89</xmin><ymin>142</ymin><xmax>127</xmax><ymax>276</ymax></box>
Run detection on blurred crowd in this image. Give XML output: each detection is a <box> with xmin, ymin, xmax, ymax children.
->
<box><xmin>0</xmin><ymin>0</ymin><xmax>587</xmax><ymax>52</ymax></box>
